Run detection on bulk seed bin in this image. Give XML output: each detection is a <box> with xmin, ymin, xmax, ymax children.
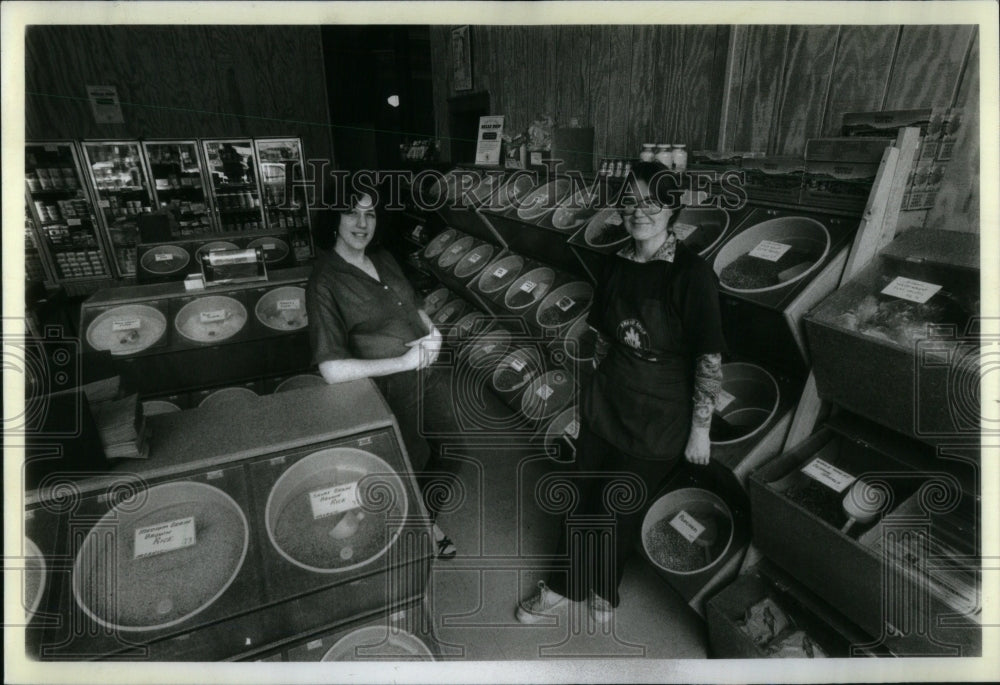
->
<box><xmin>704</xmin><ymin>206</ymin><xmax>858</xmax><ymax>373</ymax></box>
<box><xmin>748</xmin><ymin>413</ymin><xmax>980</xmax><ymax>656</ymax></box>
<box><xmin>428</xmin><ymin>231</ymin><xmax>500</xmax><ymax>310</ymax></box>
<box><xmin>490</xmin><ymin>345</ymin><xmax>546</xmax><ymax>409</ymax></box>
<box><xmin>804</xmin><ymin>228</ymin><xmax>980</xmax><ymax>444</ymax></box>
<box><xmin>431</xmin><ymin>296</ymin><xmax>471</xmax><ymax>338</ymax></box>
<box><xmin>30</xmin><ymin>379</ymin><xmax>434</xmax><ymax>660</ymax></box>
<box><xmin>422</xmin><ymin>286</ymin><xmax>453</xmax><ymax>317</ymax></box>
<box><xmin>640</xmin><ymin>460</ymin><xmax>751</xmax><ymax>616</ymax></box>
<box><xmin>253</xmin><ymin>285</ymin><xmax>308</xmax><ymax>334</ymax></box>
<box><xmin>432</xmin><ymin>166</ymin><xmax>507</xmax><ymax>244</ymax></box>
<box><xmin>471</xmin><ymin>252</ymin><xmax>530</xmax><ymax>316</ymax></box>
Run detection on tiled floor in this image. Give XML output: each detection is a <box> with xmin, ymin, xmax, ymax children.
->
<box><xmin>422</xmin><ymin>388</ymin><xmax>709</xmax><ymax>661</ymax></box>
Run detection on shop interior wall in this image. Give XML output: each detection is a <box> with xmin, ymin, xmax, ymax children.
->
<box><xmin>429</xmin><ymin>24</ymin><xmax>980</xmax><ymax>234</ymax></box>
<box><xmin>25</xmin><ymin>25</ymin><xmax>336</xmax><ymax>211</ymax></box>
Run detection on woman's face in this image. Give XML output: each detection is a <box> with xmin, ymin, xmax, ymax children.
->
<box><xmin>623</xmin><ymin>180</ymin><xmax>672</xmax><ymax>242</ymax></box>
<box><xmin>336</xmin><ymin>195</ymin><xmax>377</xmax><ymax>251</ymax></box>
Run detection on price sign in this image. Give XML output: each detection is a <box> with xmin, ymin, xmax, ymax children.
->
<box><xmin>154</xmin><ymin>253</ymin><xmax>174</xmax><ymax>262</ymax></box>
<box><xmin>672</xmin><ymin>222</ymin><xmax>699</xmax><ymax>240</ymax></box>
<box><xmin>669</xmin><ymin>511</ymin><xmax>706</xmax><ymax>543</ymax></box>
<box><xmin>510</xmin><ymin>359</ymin><xmax>526</xmax><ymax>372</ymax></box>
<box><xmin>555</xmin><ymin>296</ymin><xmax>576</xmax><ymax>312</ymax></box>
<box><xmin>475</xmin><ymin>115</ymin><xmax>505</xmax><ymax>166</ymax></box>
<box><xmin>881</xmin><ymin>276</ymin><xmax>943</xmax><ymax>304</ymax></box>
<box><xmin>277</xmin><ymin>299</ymin><xmax>301</xmax><ymax>310</ymax></box>
<box><xmin>536</xmin><ymin>384</ymin><xmax>554</xmax><ymax>400</ymax></box>
<box><xmin>111</xmin><ymin>318</ymin><xmax>141</xmax><ymax>332</ymax></box>
<box><xmin>801</xmin><ymin>458</ymin><xmax>856</xmax><ymax>492</ymax></box>
<box><xmin>199</xmin><ymin>309</ymin><xmax>227</xmax><ymax>323</ymax></box>
<box><xmin>308</xmin><ymin>482</ymin><xmax>361</xmax><ymax>520</ymax></box>
<box><xmin>716</xmin><ymin>389</ymin><xmax>737</xmax><ymax>412</ymax></box>
<box><xmin>467</xmin><ymin>252</ymin><xmax>482</xmax><ymax>264</ymax></box>
<box><xmin>748</xmin><ymin>240</ymin><xmax>792</xmax><ymax>262</ymax></box>
<box><xmin>134</xmin><ymin>517</ymin><xmax>196</xmax><ymax>559</ymax></box>
<box><xmin>492</xmin><ymin>267</ymin><xmax>509</xmax><ymax>278</ymax></box>
<box><xmin>519</xmin><ymin>280</ymin><xmax>537</xmax><ymax>293</ymax></box>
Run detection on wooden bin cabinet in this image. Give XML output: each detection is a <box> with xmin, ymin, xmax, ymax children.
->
<box><xmin>748</xmin><ymin>416</ymin><xmax>981</xmax><ymax>656</ymax></box>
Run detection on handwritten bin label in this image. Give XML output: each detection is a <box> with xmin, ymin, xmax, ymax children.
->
<box><xmin>492</xmin><ymin>267</ymin><xmax>509</xmax><ymax>278</ymax></box>
<box><xmin>134</xmin><ymin>516</ymin><xmax>196</xmax><ymax>559</ymax></box>
<box><xmin>801</xmin><ymin>458</ymin><xmax>856</xmax><ymax>493</ymax></box>
<box><xmin>154</xmin><ymin>252</ymin><xmax>174</xmax><ymax>262</ymax></box>
<box><xmin>199</xmin><ymin>309</ymin><xmax>227</xmax><ymax>323</ymax></box>
<box><xmin>881</xmin><ymin>276</ymin><xmax>943</xmax><ymax>304</ymax></box>
<box><xmin>111</xmin><ymin>318</ymin><xmax>142</xmax><ymax>332</ymax></box>
<box><xmin>536</xmin><ymin>384</ymin><xmax>554</xmax><ymax>400</ymax></box>
<box><xmin>748</xmin><ymin>240</ymin><xmax>793</xmax><ymax>262</ymax></box>
<box><xmin>467</xmin><ymin>252</ymin><xmax>482</xmax><ymax>263</ymax></box>
<box><xmin>510</xmin><ymin>359</ymin><xmax>526</xmax><ymax>372</ymax></box>
<box><xmin>716</xmin><ymin>389</ymin><xmax>737</xmax><ymax>412</ymax></box>
<box><xmin>309</xmin><ymin>482</ymin><xmax>361</xmax><ymax>520</ymax></box>
<box><xmin>669</xmin><ymin>510</ymin><xmax>706</xmax><ymax>543</ymax></box>
<box><xmin>555</xmin><ymin>296</ymin><xmax>576</xmax><ymax>312</ymax></box>
<box><xmin>520</xmin><ymin>280</ymin><xmax>538</xmax><ymax>293</ymax></box>
<box><xmin>277</xmin><ymin>299</ymin><xmax>301</xmax><ymax>311</ymax></box>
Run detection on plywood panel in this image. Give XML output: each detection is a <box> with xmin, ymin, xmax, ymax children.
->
<box><xmin>719</xmin><ymin>25</ymin><xmax>750</xmax><ymax>151</ymax></box>
<box><xmin>554</xmin><ymin>26</ymin><xmax>591</xmax><ymax>126</ymax></box>
<box><xmin>771</xmin><ymin>25</ymin><xmax>840</xmax><ymax>155</ymax></box>
<box><xmin>731</xmin><ymin>25</ymin><xmax>790</xmax><ymax>152</ymax></box>
<box><xmin>429</xmin><ymin>25</ymin><xmax>452</xmax><ymax>160</ymax></box>
<box><xmin>587</xmin><ymin>26</ymin><xmax>613</xmax><ymax>162</ymax></box>
<box><xmin>821</xmin><ymin>25</ymin><xmax>899</xmax><ymax>136</ymax></box>
<box><xmin>605</xmin><ymin>26</ymin><xmax>633</xmax><ymax>158</ymax></box>
<box><xmin>702</xmin><ymin>25</ymin><xmax>732</xmax><ymax>150</ymax></box>
<box><xmin>675</xmin><ymin>24</ymin><xmax>727</xmax><ymax>150</ymax></box>
<box><xmin>884</xmin><ymin>25</ymin><xmax>976</xmax><ymax>111</ymax></box>
<box><xmin>650</xmin><ymin>26</ymin><xmax>687</xmax><ymax>147</ymax></box>
<box><xmin>626</xmin><ymin>25</ymin><xmax>661</xmax><ymax>157</ymax></box>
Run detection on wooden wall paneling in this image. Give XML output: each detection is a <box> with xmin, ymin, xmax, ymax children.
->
<box><xmin>675</xmin><ymin>24</ymin><xmax>726</xmax><ymax>150</ymax></box>
<box><xmin>626</xmin><ymin>25</ymin><xmax>662</xmax><ymax>158</ymax></box>
<box><xmin>926</xmin><ymin>29</ymin><xmax>980</xmax><ymax>234</ymax></box>
<box><xmin>587</xmin><ymin>26</ymin><xmax>613</xmax><ymax>162</ymax></box>
<box><xmin>651</xmin><ymin>26</ymin><xmax>687</xmax><ymax>146</ymax></box>
<box><xmin>537</xmin><ymin>26</ymin><xmax>560</xmax><ymax>121</ymax></box>
<box><xmin>471</xmin><ymin>25</ymin><xmax>492</xmax><ymax>101</ymax></box>
<box><xmin>429</xmin><ymin>25</ymin><xmax>452</xmax><ymax>160</ymax></box>
<box><xmin>820</xmin><ymin>25</ymin><xmax>900</xmax><ymax>136</ymax></box>
<box><xmin>703</xmin><ymin>25</ymin><xmax>732</xmax><ymax>150</ymax></box>
<box><xmin>484</xmin><ymin>25</ymin><xmax>502</xmax><ymax>115</ymax></box>
<box><xmin>605</xmin><ymin>26</ymin><xmax>633</xmax><ymax>158</ymax></box>
<box><xmin>883</xmin><ymin>25</ymin><xmax>977</xmax><ymax>111</ymax></box>
<box><xmin>718</xmin><ymin>25</ymin><xmax>749</xmax><ymax>151</ymax></box>
<box><xmin>731</xmin><ymin>25</ymin><xmax>791</xmax><ymax>153</ymax></box>
<box><xmin>771</xmin><ymin>25</ymin><xmax>840</xmax><ymax>156</ymax></box>
<box><xmin>554</xmin><ymin>26</ymin><xmax>591</xmax><ymax>127</ymax></box>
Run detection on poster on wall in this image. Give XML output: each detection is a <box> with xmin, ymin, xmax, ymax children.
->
<box><xmin>86</xmin><ymin>85</ymin><xmax>125</xmax><ymax>124</ymax></box>
<box><xmin>452</xmin><ymin>25</ymin><xmax>472</xmax><ymax>91</ymax></box>
<box><xmin>475</xmin><ymin>115</ymin><xmax>505</xmax><ymax>166</ymax></box>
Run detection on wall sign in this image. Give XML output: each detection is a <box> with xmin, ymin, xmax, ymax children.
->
<box><xmin>475</xmin><ymin>115</ymin><xmax>505</xmax><ymax>166</ymax></box>
<box><xmin>87</xmin><ymin>85</ymin><xmax>125</xmax><ymax>124</ymax></box>
<box><xmin>452</xmin><ymin>25</ymin><xmax>472</xmax><ymax>91</ymax></box>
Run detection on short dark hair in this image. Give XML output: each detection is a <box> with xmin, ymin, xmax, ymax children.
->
<box><xmin>622</xmin><ymin>161</ymin><xmax>683</xmax><ymax>227</ymax></box>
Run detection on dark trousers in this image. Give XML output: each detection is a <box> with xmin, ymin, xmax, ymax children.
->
<box><xmin>374</xmin><ymin>367</ymin><xmax>460</xmax><ymax>518</ymax></box>
<box><xmin>546</xmin><ymin>423</ymin><xmax>679</xmax><ymax>607</ymax></box>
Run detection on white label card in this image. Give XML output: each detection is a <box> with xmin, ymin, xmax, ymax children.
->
<box><xmin>134</xmin><ymin>516</ymin><xmax>196</xmax><ymax>559</ymax></box>
<box><xmin>536</xmin><ymin>384</ymin><xmax>554</xmax><ymax>400</ymax></box>
<box><xmin>112</xmin><ymin>318</ymin><xmax>142</xmax><ymax>331</ymax></box>
<box><xmin>309</xmin><ymin>482</ymin><xmax>361</xmax><ymax>520</ymax></box>
<box><xmin>520</xmin><ymin>280</ymin><xmax>537</xmax><ymax>293</ymax></box>
<box><xmin>492</xmin><ymin>267</ymin><xmax>509</xmax><ymax>278</ymax></box>
<box><xmin>672</xmin><ymin>222</ymin><xmax>699</xmax><ymax>240</ymax></box>
<box><xmin>606</xmin><ymin>212</ymin><xmax>623</xmax><ymax>226</ymax></box>
<box><xmin>749</xmin><ymin>240</ymin><xmax>793</xmax><ymax>262</ymax></box>
<box><xmin>669</xmin><ymin>511</ymin><xmax>706</xmax><ymax>543</ymax></box>
<box><xmin>881</xmin><ymin>276</ymin><xmax>942</xmax><ymax>304</ymax></box>
<box><xmin>412</xmin><ymin>225</ymin><xmax>424</xmax><ymax>239</ymax></box>
<box><xmin>716</xmin><ymin>389</ymin><xmax>737</xmax><ymax>412</ymax></box>
<box><xmin>467</xmin><ymin>253</ymin><xmax>482</xmax><ymax>263</ymax></box>
<box><xmin>199</xmin><ymin>309</ymin><xmax>227</xmax><ymax>323</ymax></box>
<box><xmin>511</xmin><ymin>359</ymin><xmax>526</xmax><ymax>372</ymax></box>
<box><xmin>564</xmin><ymin>419</ymin><xmax>580</xmax><ymax>439</ymax></box>
<box><xmin>450</xmin><ymin>244</ymin><xmax>464</xmax><ymax>254</ymax></box>
<box><xmin>154</xmin><ymin>253</ymin><xmax>174</xmax><ymax>262</ymax></box>
<box><xmin>555</xmin><ymin>296</ymin><xmax>576</xmax><ymax>312</ymax></box>
<box><xmin>277</xmin><ymin>299</ymin><xmax>301</xmax><ymax>310</ymax></box>
<box><xmin>801</xmin><ymin>458</ymin><xmax>856</xmax><ymax>493</ymax></box>
<box><xmin>263</xmin><ymin>243</ymin><xmax>276</xmax><ymax>250</ymax></box>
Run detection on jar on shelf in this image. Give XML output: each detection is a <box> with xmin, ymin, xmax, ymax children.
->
<box><xmin>654</xmin><ymin>144</ymin><xmax>673</xmax><ymax>168</ymax></box>
<box><xmin>639</xmin><ymin>144</ymin><xmax>656</xmax><ymax>162</ymax></box>
<box><xmin>672</xmin><ymin>144</ymin><xmax>688</xmax><ymax>172</ymax></box>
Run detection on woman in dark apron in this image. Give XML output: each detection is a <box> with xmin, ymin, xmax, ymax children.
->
<box><xmin>516</xmin><ymin>162</ymin><xmax>725</xmax><ymax>623</ymax></box>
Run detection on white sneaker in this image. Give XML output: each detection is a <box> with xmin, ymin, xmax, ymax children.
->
<box><xmin>515</xmin><ymin>581</ymin><xmax>570</xmax><ymax>624</ymax></box>
<box><xmin>589</xmin><ymin>591</ymin><xmax>613</xmax><ymax>625</ymax></box>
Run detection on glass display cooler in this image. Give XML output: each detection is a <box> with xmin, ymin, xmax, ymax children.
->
<box><xmin>142</xmin><ymin>140</ymin><xmax>217</xmax><ymax>236</ymax></box>
<box><xmin>254</xmin><ymin>137</ymin><xmax>314</xmax><ymax>260</ymax></box>
<box><xmin>80</xmin><ymin>140</ymin><xmax>156</xmax><ymax>278</ymax></box>
<box><xmin>25</xmin><ymin>142</ymin><xmax>114</xmax><ymax>283</ymax></box>
<box><xmin>24</xmin><ymin>204</ymin><xmax>55</xmax><ymax>284</ymax></box>
<box><xmin>202</xmin><ymin>138</ymin><xmax>266</xmax><ymax>235</ymax></box>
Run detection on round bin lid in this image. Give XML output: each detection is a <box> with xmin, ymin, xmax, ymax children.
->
<box><xmin>24</xmin><ymin>537</ymin><xmax>46</xmax><ymax>624</ymax></box>
<box><xmin>247</xmin><ymin>237</ymin><xmax>290</xmax><ymax>264</ymax></box>
<box><xmin>521</xmin><ymin>369</ymin><xmax>574</xmax><ymax>420</ymax></box>
<box><xmin>477</xmin><ymin>255</ymin><xmax>524</xmax><ymax>294</ymax></box>
<box><xmin>672</xmin><ymin>207</ymin><xmax>729</xmax><ymax>257</ymax></box>
<box><xmin>72</xmin><ymin>481</ymin><xmax>249</xmax><ymax>632</ymax></box>
<box><xmin>140</xmin><ymin>245</ymin><xmax>190</xmax><ymax>275</ymax></box>
<box><xmin>493</xmin><ymin>348</ymin><xmax>542</xmax><ymax>393</ymax></box>
<box><xmin>437</xmin><ymin>236</ymin><xmax>475</xmax><ymax>270</ymax></box>
<box><xmin>710</xmin><ymin>362</ymin><xmax>780</xmax><ymax>445</ymax></box>
<box><xmin>322</xmin><ymin>625</ymin><xmax>435</xmax><ymax>661</ymax></box>
<box><xmin>543</xmin><ymin>405</ymin><xmax>580</xmax><ymax>451</ymax></box>
<box><xmin>714</xmin><ymin>217</ymin><xmax>830</xmax><ymax>293</ymax></box>
<box><xmin>195</xmin><ymin>241</ymin><xmax>240</xmax><ymax>263</ymax></box>
<box><xmin>198</xmin><ymin>386</ymin><xmax>258</xmax><ymax>410</ymax></box>
<box><xmin>561</xmin><ymin>316</ymin><xmax>597</xmax><ymax>362</ymax></box>
<box><xmin>583</xmin><ymin>210</ymin><xmax>629</xmax><ymax>248</ymax></box>
<box><xmin>517</xmin><ymin>179</ymin><xmax>572</xmax><ymax>221</ymax></box>
<box><xmin>274</xmin><ymin>374</ymin><xmax>326</xmax><ymax>393</ymax></box>
<box><xmin>265</xmin><ymin>447</ymin><xmax>409</xmax><ymax>573</ymax></box>
<box><xmin>423</xmin><ymin>287</ymin><xmax>452</xmax><ymax>316</ymax></box>
<box><xmin>433</xmin><ymin>298</ymin><xmax>468</xmax><ymax>325</ymax></box>
<box><xmin>453</xmin><ymin>243</ymin><xmax>495</xmax><ymax>279</ymax></box>
<box><xmin>255</xmin><ymin>286</ymin><xmax>308</xmax><ymax>331</ymax></box>
<box><xmin>494</xmin><ymin>175</ymin><xmax>537</xmax><ymax>209</ymax></box>
<box><xmin>175</xmin><ymin>295</ymin><xmax>248</xmax><ymax>343</ymax></box>
<box><xmin>451</xmin><ymin>311</ymin><xmax>489</xmax><ymax>341</ymax></box>
<box><xmin>641</xmin><ymin>487</ymin><xmax>735</xmax><ymax>576</ymax></box>
<box><xmin>142</xmin><ymin>400</ymin><xmax>182</xmax><ymax>416</ymax></box>
<box><xmin>423</xmin><ymin>229</ymin><xmax>457</xmax><ymax>259</ymax></box>
<box><xmin>465</xmin><ymin>328</ymin><xmax>512</xmax><ymax>368</ymax></box>
<box><xmin>86</xmin><ymin>304</ymin><xmax>168</xmax><ymax>356</ymax></box>
<box><xmin>536</xmin><ymin>281</ymin><xmax>593</xmax><ymax>329</ymax></box>
<box><xmin>504</xmin><ymin>268</ymin><xmax>555</xmax><ymax>310</ymax></box>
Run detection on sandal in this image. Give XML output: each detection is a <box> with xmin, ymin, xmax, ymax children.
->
<box><xmin>435</xmin><ymin>535</ymin><xmax>457</xmax><ymax>560</ymax></box>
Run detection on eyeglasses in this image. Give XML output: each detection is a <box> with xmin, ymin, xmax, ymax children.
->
<box><xmin>619</xmin><ymin>198</ymin><xmax>666</xmax><ymax>216</ymax></box>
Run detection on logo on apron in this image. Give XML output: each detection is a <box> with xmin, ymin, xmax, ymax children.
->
<box><xmin>617</xmin><ymin>318</ymin><xmax>650</xmax><ymax>351</ymax></box>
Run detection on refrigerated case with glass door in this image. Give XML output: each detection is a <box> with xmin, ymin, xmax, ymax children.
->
<box><xmin>254</xmin><ymin>137</ymin><xmax>314</xmax><ymax>260</ymax></box>
<box><xmin>202</xmin><ymin>138</ymin><xmax>266</xmax><ymax>234</ymax></box>
<box><xmin>25</xmin><ymin>142</ymin><xmax>114</xmax><ymax>284</ymax></box>
<box><xmin>81</xmin><ymin>140</ymin><xmax>156</xmax><ymax>278</ymax></box>
<box><xmin>142</xmin><ymin>140</ymin><xmax>217</xmax><ymax>236</ymax></box>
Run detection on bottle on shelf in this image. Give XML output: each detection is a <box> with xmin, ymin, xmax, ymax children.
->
<box><xmin>640</xmin><ymin>144</ymin><xmax>656</xmax><ymax>162</ymax></box>
<box><xmin>655</xmin><ymin>144</ymin><xmax>673</xmax><ymax>168</ymax></box>
<box><xmin>672</xmin><ymin>144</ymin><xmax>688</xmax><ymax>172</ymax></box>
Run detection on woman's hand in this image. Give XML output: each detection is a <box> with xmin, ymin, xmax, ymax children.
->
<box><xmin>404</xmin><ymin>327</ymin><xmax>443</xmax><ymax>370</ymax></box>
<box><xmin>684</xmin><ymin>426</ymin><xmax>711</xmax><ymax>465</ymax></box>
